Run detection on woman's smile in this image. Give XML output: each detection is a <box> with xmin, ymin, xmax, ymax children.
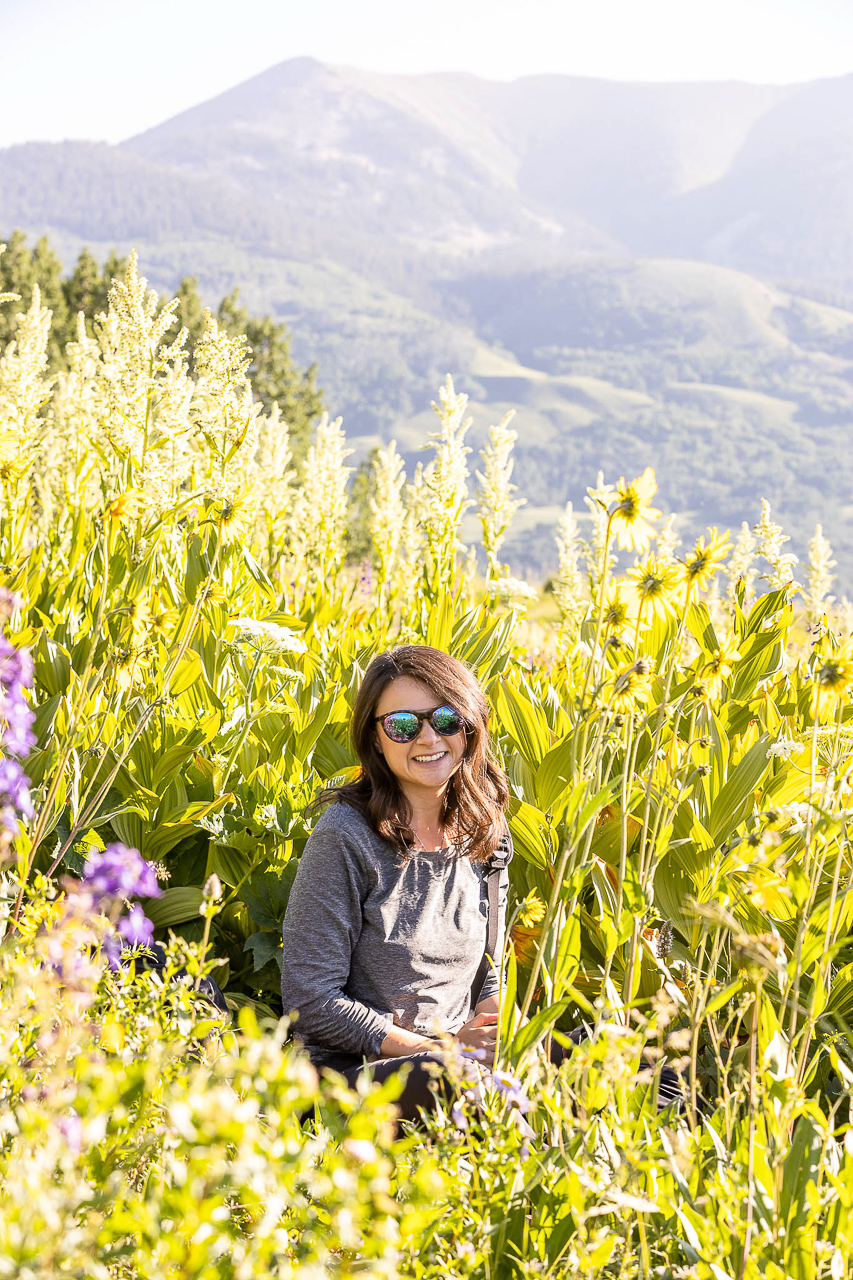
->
<box><xmin>374</xmin><ymin>675</ymin><xmax>466</xmax><ymax>796</ymax></box>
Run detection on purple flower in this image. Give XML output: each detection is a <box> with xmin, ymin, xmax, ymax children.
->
<box><xmin>0</xmin><ymin>686</ymin><xmax>36</xmax><ymax>757</ymax></box>
<box><xmin>491</xmin><ymin>1070</ymin><xmax>533</xmax><ymax>1114</ymax></box>
<box><xmin>55</xmin><ymin>1114</ymin><xmax>83</xmax><ymax>1153</ymax></box>
<box><xmin>0</xmin><ymin>636</ymin><xmax>32</xmax><ymax>689</ymax></box>
<box><xmin>451</xmin><ymin>1101</ymin><xmax>468</xmax><ymax>1131</ymax></box>
<box><xmin>118</xmin><ymin>903</ymin><xmax>155</xmax><ymax>948</ymax></box>
<box><xmin>102</xmin><ymin>933</ymin><xmax>122</xmax><ymax>970</ymax></box>
<box><xmin>459</xmin><ymin>1047</ymin><xmax>489</xmax><ymax>1062</ymax></box>
<box><xmin>82</xmin><ymin>843</ymin><xmax>162</xmax><ymax>902</ymax></box>
<box><xmin>0</xmin><ymin>757</ymin><xmax>32</xmax><ymax>818</ymax></box>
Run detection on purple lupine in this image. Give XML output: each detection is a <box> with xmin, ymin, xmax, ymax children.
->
<box><xmin>0</xmin><ymin>758</ymin><xmax>33</xmax><ymax>818</ymax></box>
<box><xmin>0</xmin><ymin>633</ymin><xmax>33</xmax><ymax>689</ymax></box>
<box><xmin>0</xmin><ymin>597</ymin><xmax>35</xmax><ymax>845</ymax></box>
<box><xmin>118</xmin><ymin>903</ymin><xmax>155</xmax><ymax>948</ymax></box>
<box><xmin>0</xmin><ymin>691</ymin><xmax>36</xmax><ymax>757</ymax></box>
<box><xmin>82</xmin><ymin>843</ymin><xmax>162</xmax><ymax>903</ymax></box>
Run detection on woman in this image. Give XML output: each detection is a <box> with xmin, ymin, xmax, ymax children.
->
<box><xmin>280</xmin><ymin>643</ymin><xmax>512</xmax><ymax>1124</ymax></box>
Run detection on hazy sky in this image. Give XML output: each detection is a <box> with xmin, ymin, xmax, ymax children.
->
<box><xmin>3</xmin><ymin>0</ymin><xmax>852</xmax><ymax>149</ymax></box>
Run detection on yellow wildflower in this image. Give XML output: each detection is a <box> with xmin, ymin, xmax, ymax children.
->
<box><xmin>110</xmin><ymin>643</ymin><xmax>150</xmax><ymax>693</ymax></box>
<box><xmin>811</xmin><ymin>639</ymin><xmax>853</xmax><ymax>718</ymax></box>
<box><xmin>678</xmin><ymin>528</ymin><xmax>732</xmax><ymax>593</ymax></box>
<box><xmin>610</xmin><ymin>467</ymin><xmax>661</xmax><ymax>553</ymax></box>
<box><xmin>213</xmin><ymin>489</ymin><xmax>256</xmax><ymax>540</ymax></box>
<box><xmin>626</xmin><ymin>557</ymin><xmax>680</xmax><ymax>620</ymax></box>
<box><xmin>517</xmin><ymin>891</ymin><xmax>547</xmax><ymax>929</ymax></box>
<box><xmin>601</xmin><ymin>583</ymin><xmax>640</xmax><ymax>635</ymax></box>
<box><xmin>125</xmin><ymin>594</ymin><xmax>152</xmax><ymax>640</ymax></box>
<box><xmin>607</xmin><ymin>656</ymin><xmax>655</xmax><ymax>713</ymax></box>
<box><xmin>702</xmin><ymin>633</ymin><xmax>742</xmax><ymax>699</ymax></box>
<box><xmin>105</xmin><ymin>490</ymin><xmax>147</xmax><ymax>526</ymax></box>
<box><xmin>148</xmin><ymin>594</ymin><xmax>179</xmax><ymax>639</ymax></box>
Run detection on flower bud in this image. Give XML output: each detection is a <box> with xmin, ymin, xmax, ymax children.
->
<box><xmin>203</xmin><ymin>874</ymin><xmax>222</xmax><ymax>902</ymax></box>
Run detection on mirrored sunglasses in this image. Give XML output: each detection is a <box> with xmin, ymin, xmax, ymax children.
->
<box><xmin>375</xmin><ymin>704</ymin><xmax>465</xmax><ymax>744</ymax></box>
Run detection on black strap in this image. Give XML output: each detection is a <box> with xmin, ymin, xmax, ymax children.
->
<box><xmin>469</xmin><ymin>833</ymin><xmax>511</xmax><ymax>1011</ymax></box>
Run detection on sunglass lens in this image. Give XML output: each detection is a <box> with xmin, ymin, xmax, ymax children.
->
<box><xmin>382</xmin><ymin>712</ymin><xmax>420</xmax><ymax>742</ymax></box>
<box><xmin>431</xmin><ymin>706</ymin><xmax>463</xmax><ymax>736</ymax></box>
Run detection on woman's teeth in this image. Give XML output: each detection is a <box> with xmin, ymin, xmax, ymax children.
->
<box><xmin>413</xmin><ymin>751</ymin><xmax>446</xmax><ymax>762</ymax></box>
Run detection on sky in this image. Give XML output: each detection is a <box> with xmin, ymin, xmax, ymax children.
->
<box><xmin>3</xmin><ymin>0</ymin><xmax>852</xmax><ymax>149</ymax></box>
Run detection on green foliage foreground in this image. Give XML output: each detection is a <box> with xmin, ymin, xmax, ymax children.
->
<box><xmin>4</xmin><ymin>249</ymin><xmax>853</xmax><ymax>1276</ymax></box>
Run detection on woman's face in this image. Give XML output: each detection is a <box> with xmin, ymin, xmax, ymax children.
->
<box><xmin>373</xmin><ymin>676</ymin><xmax>467</xmax><ymax>800</ymax></box>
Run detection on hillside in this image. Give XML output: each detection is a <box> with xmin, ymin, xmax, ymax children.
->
<box><xmin>2</xmin><ymin>60</ymin><xmax>853</xmax><ymax>582</ymax></box>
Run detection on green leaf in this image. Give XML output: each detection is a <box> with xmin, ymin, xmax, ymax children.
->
<box><xmin>553</xmin><ymin>912</ymin><xmax>581</xmax><ymax>994</ymax></box>
<box><xmin>168</xmin><ymin>649</ymin><xmax>203</xmax><ymax>697</ymax></box>
<box><xmin>241</xmin><ymin>547</ymin><xmax>278</xmax><ymax>608</ymax></box>
<box><xmin>686</xmin><ymin>601</ymin><xmax>719</xmax><ymax>655</ymax></box>
<box><xmin>145</xmin><ymin>886</ymin><xmax>203</xmax><ymax>929</ymax></box>
<box><xmin>507</xmin><ymin>798</ymin><xmax>552</xmax><ymax>869</ymax></box>
<box><xmin>535</xmin><ymin>732</ymin><xmax>577</xmax><ymax>813</ymax></box>
<box><xmin>499</xmin><ymin>944</ymin><xmax>517</xmax><ymax>1048</ymax></box>
<box><xmin>708</xmin><ymin>735</ymin><xmax>771</xmax><ymax>841</ymax></box>
<box><xmin>242</xmin><ymin>865</ymin><xmax>295</xmax><ymax>931</ymax></box>
<box><xmin>244</xmin><ymin>930</ymin><xmax>284</xmax><ymax>974</ymax></box>
<box><xmin>508</xmin><ymin>999</ymin><xmax>570</xmax><ymax>1060</ymax></box>
<box><xmin>704</xmin><ymin>979</ymin><xmax>744</xmax><ymax>1017</ymax></box>
<box><xmin>493</xmin><ymin>677</ymin><xmax>551</xmax><ymax>768</ymax></box>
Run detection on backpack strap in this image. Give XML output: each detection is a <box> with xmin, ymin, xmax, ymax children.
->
<box><xmin>469</xmin><ymin>830</ymin><xmax>512</xmax><ymax>1011</ymax></box>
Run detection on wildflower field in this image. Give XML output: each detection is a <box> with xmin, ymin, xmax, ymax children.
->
<box><xmin>3</xmin><ymin>246</ymin><xmax>853</xmax><ymax>1279</ymax></box>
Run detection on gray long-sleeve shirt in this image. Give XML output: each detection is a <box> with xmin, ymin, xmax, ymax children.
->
<box><xmin>280</xmin><ymin>802</ymin><xmax>511</xmax><ymax>1066</ymax></box>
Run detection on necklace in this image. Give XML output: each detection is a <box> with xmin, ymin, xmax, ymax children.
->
<box><xmin>412</xmin><ymin>819</ymin><xmax>455</xmax><ymax>853</ymax></box>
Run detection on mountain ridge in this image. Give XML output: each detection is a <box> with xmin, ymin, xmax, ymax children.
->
<box><xmin>2</xmin><ymin>58</ymin><xmax>853</xmax><ymax>582</ymax></box>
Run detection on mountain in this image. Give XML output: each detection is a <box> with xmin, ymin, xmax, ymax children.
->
<box><xmin>2</xmin><ymin>60</ymin><xmax>853</xmax><ymax>583</ymax></box>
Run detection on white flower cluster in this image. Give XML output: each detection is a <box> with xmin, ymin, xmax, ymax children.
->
<box><xmin>726</xmin><ymin>520</ymin><xmax>757</xmax><ymax>604</ymax></box>
<box><xmin>0</xmin><ymin>283</ymin><xmax>54</xmax><ymax>482</ymax></box>
<box><xmin>291</xmin><ymin>413</ymin><xmax>352</xmax><ymax>585</ymax></box>
<box><xmin>775</xmin><ymin>802</ymin><xmax>814</xmax><ymax>832</ymax></box>
<box><xmin>766</xmin><ymin>737</ymin><xmax>803</xmax><ymax>761</ymax></box>
<box><xmin>584</xmin><ymin>472</ymin><xmax>617</xmax><ymax>590</ymax></box>
<box><xmin>421</xmin><ymin>375</ymin><xmax>473</xmax><ymax>581</ymax></box>
<box><xmin>369</xmin><ymin>440</ymin><xmax>406</xmax><ymax>588</ymax></box>
<box><xmin>476</xmin><ymin>411</ymin><xmax>524</xmax><ymax>574</ymax></box>
<box><xmin>555</xmin><ymin>501</ymin><xmax>588</xmax><ymax>636</ymax></box>
<box><xmin>489</xmin><ymin>576</ymin><xmax>538</xmax><ymax>604</ymax></box>
<box><xmin>803</xmin><ymin>523</ymin><xmax>836</xmax><ymax>619</ymax></box>
<box><xmin>754</xmin><ymin>498</ymin><xmax>801</xmax><ymax>592</ymax></box>
<box><xmin>229</xmin><ymin>618</ymin><xmax>307</xmax><ymax>655</ymax></box>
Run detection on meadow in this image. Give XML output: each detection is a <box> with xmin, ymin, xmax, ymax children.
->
<box><xmin>2</xmin><ymin>248</ymin><xmax>853</xmax><ymax>1278</ymax></box>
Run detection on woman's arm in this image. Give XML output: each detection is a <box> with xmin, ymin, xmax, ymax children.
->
<box><xmin>281</xmin><ymin>822</ymin><xmax>394</xmax><ymax>1059</ymax></box>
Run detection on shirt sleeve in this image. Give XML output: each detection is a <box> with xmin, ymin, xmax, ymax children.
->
<box><xmin>476</xmin><ymin>864</ymin><xmax>510</xmax><ymax>1005</ymax></box>
<box><xmin>280</xmin><ymin>818</ymin><xmax>394</xmax><ymax>1058</ymax></box>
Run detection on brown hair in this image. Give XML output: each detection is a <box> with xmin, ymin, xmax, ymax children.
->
<box><xmin>321</xmin><ymin>644</ymin><xmax>509</xmax><ymax>863</ymax></box>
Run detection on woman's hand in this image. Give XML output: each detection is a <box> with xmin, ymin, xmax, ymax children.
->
<box><xmin>453</xmin><ymin>1011</ymin><xmax>498</xmax><ymax>1060</ymax></box>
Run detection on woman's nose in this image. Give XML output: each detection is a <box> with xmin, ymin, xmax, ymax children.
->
<box><xmin>415</xmin><ymin>720</ymin><xmax>441</xmax><ymax>747</ymax></box>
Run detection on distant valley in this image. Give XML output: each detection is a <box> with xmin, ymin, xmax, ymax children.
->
<box><xmin>2</xmin><ymin>58</ymin><xmax>853</xmax><ymax>581</ymax></box>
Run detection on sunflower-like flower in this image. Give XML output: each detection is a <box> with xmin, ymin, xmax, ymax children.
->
<box><xmin>517</xmin><ymin>890</ymin><xmax>547</xmax><ymax>929</ymax></box>
<box><xmin>105</xmin><ymin>489</ymin><xmax>147</xmax><ymax>527</ymax></box>
<box><xmin>212</xmin><ymin>489</ymin><xmax>256</xmax><ymax>541</ymax></box>
<box><xmin>810</xmin><ymin>639</ymin><xmax>853</xmax><ymax>718</ymax></box>
<box><xmin>606</xmin><ymin>656</ymin><xmax>655</xmax><ymax>713</ymax></box>
<box><xmin>678</xmin><ymin>528</ymin><xmax>732</xmax><ymax>593</ymax></box>
<box><xmin>609</xmin><ymin>467</ymin><xmax>661</xmax><ymax>553</ymax></box>
<box><xmin>701</xmin><ymin>633</ymin><xmax>742</xmax><ymax>699</ymax></box>
<box><xmin>601</xmin><ymin>583</ymin><xmax>640</xmax><ymax>635</ymax></box>
<box><xmin>626</xmin><ymin>557</ymin><xmax>680</xmax><ymax>620</ymax></box>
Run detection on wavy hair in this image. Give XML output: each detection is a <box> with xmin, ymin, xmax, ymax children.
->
<box><xmin>320</xmin><ymin>644</ymin><xmax>509</xmax><ymax>863</ymax></box>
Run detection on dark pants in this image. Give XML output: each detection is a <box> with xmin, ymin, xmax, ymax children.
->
<box><xmin>323</xmin><ymin>1050</ymin><xmax>450</xmax><ymax>1129</ymax></box>
<box><xmin>312</xmin><ymin>1033</ymin><xmax>683</xmax><ymax>1134</ymax></box>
